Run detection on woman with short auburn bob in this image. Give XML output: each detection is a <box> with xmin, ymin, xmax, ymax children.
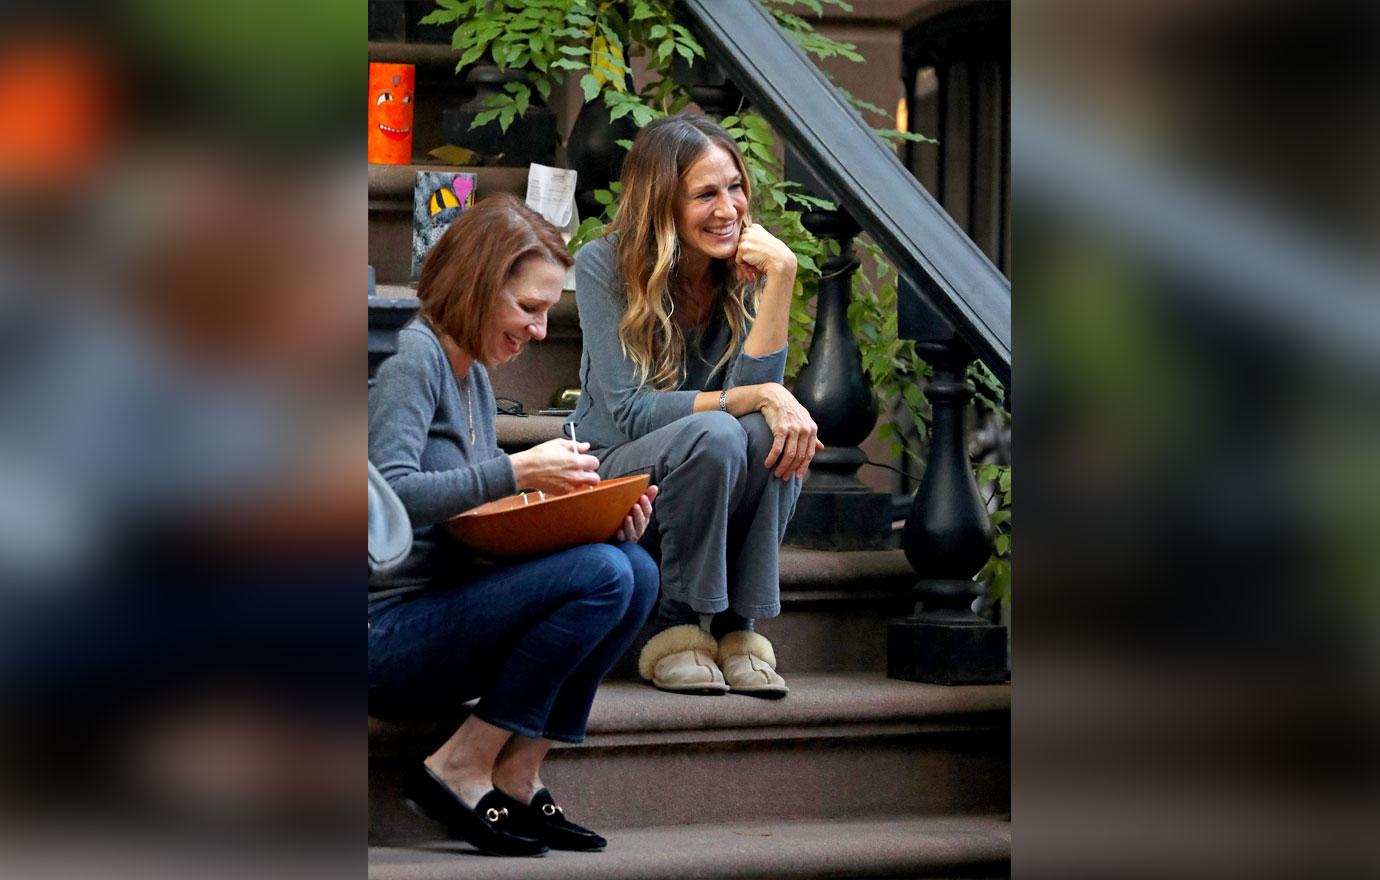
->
<box><xmin>568</xmin><ymin>113</ymin><xmax>820</xmax><ymax>698</ymax></box>
<box><xmin>369</xmin><ymin>193</ymin><xmax>659</xmax><ymax>856</ymax></box>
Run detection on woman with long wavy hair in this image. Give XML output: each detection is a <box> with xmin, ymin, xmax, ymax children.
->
<box><xmin>568</xmin><ymin>113</ymin><xmax>820</xmax><ymax>698</ymax></box>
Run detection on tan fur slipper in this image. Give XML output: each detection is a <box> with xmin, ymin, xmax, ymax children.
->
<box><xmin>637</xmin><ymin>624</ymin><xmax>728</xmax><ymax>695</ymax></box>
<box><xmin>717</xmin><ymin>631</ymin><xmax>788</xmax><ymax>697</ymax></box>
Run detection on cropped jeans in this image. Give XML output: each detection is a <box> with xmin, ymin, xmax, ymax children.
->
<box><xmin>367</xmin><ymin>541</ymin><xmax>657</xmax><ymax>743</ymax></box>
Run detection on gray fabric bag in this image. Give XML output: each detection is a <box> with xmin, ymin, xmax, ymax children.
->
<box><xmin>368</xmin><ymin>461</ymin><xmax>411</xmax><ymax>579</ymax></box>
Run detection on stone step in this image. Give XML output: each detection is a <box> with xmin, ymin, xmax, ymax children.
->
<box><xmin>368</xmin><ymin>40</ymin><xmax>468</xmax><ymax>69</ymax></box>
<box><xmin>368</xmin><ymin>164</ymin><xmax>530</xmax><ymax>284</ymax></box>
<box><xmin>497</xmin><ymin>413</ymin><xmax>569</xmax><ymax>449</ymax></box>
<box><xmin>370</xmin><ymin>673</ymin><xmax>1009</xmax><ymax>841</ymax></box>
<box><xmin>591</xmin><ymin>546</ymin><xmax>914</xmax><ymax>681</ymax></box>
<box><xmin>369</xmin><ymin>813</ymin><xmax>1010</xmax><ymax>879</ymax></box>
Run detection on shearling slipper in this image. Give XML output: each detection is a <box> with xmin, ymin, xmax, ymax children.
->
<box><xmin>716</xmin><ymin>630</ymin><xmax>788</xmax><ymax>697</ymax></box>
<box><xmin>637</xmin><ymin>624</ymin><xmax>728</xmax><ymax>695</ymax></box>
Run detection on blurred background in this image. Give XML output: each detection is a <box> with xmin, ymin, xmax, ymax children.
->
<box><xmin>0</xmin><ymin>0</ymin><xmax>1375</xmax><ymax>876</ymax></box>
<box><xmin>1012</xmin><ymin>0</ymin><xmax>1380</xmax><ymax>875</ymax></box>
<box><xmin>0</xmin><ymin>2</ymin><xmax>362</xmax><ymax>878</ymax></box>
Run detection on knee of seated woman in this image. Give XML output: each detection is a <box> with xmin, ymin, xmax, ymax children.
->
<box><xmin>615</xmin><ymin>541</ymin><xmax>660</xmax><ymax>609</ymax></box>
<box><xmin>687</xmin><ymin>410</ymin><xmax>750</xmax><ymax>461</ymax></box>
<box><xmin>565</xmin><ymin>542</ymin><xmax>642</xmax><ymax>604</ymax></box>
<box><xmin>736</xmin><ymin>411</ymin><xmax>775</xmax><ymax>455</ymax></box>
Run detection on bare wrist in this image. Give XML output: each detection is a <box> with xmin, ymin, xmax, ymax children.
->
<box><xmin>508</xmin><ymin>452</ymin><xmax>528</xmax><ymax>487</ymax></box>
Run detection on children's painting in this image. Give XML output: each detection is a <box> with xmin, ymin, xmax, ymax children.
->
<box><xmin>412</xmin><ymin>171</ymin><xmax>477</xmax><ymax>278</ymax></box>
<box><xmin>368</xmin><ymin>62</ymin><xmax>414</xmax><ymax>164</ymax></box>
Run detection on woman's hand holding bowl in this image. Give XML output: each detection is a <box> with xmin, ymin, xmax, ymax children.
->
<box><xmin>510</xmin><ymin>438</ymin><xmax>601</xmax><ymax>495</ymax></box>
<box><xmin>616</xmin><ymin>484</ymin><xmax>659</xmax><ymax>543</ymax></box>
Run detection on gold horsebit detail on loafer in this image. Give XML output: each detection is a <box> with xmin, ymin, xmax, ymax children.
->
<box><xmin>485</xmin><ymin>806</ymin><xmax>509</xmax><ymax>823</ymax></box>
<box><xmin>541</xmin><ymin>803</ymin><xmax>563</xmax><ymax>817</ymax></box>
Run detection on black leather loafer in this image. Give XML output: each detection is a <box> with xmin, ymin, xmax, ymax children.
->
<box><xmin>401</xmin><ymin>767</ymin><xmax>548</xmax><ymax>857</ymax></box>
<box><xmin>491</xmin><ymin>787</ymin><xmax>607</xmax><ymax>852</ymax></box>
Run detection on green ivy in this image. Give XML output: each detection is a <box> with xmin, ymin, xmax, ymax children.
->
<box><xmin>426</xmin><ymin>0</ymin><xmax>1011</xmax><ymax>597</ymax></box>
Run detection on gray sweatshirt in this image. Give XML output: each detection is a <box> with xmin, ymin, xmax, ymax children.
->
<box><xmin>368</xmin><ymin>318</ymin><xmax>517</xmax><ymax>591</ymax></box>
<box><xmin>567</xmin><ymin>236</ymin><xmax>787</xmax><ymax>449</ymax></box>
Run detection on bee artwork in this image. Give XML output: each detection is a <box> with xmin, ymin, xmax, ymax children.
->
<box><xmin>368</xmin><ymin>62</ymin><xmax>414</xmax><ymax>165</ymax></box>
<box><xmin>412</xmin><ymin>171</ymin><xmax>477</xmax><ymax>279</ymax></box>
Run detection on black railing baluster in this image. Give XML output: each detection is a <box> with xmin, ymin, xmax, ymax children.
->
<box><xmin>887</xmin><ymin>336</ymin><xmax>1008</xmax><ymax>683</ymax></box>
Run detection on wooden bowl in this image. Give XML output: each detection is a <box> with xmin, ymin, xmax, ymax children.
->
<box><xmin>446</xmin><ymin>474</ymin><xmax>650</xmax><ymax>558</ymax></box>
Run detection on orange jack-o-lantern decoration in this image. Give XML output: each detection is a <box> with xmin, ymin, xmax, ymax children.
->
<box><xmin>368</xmin><ymin>62</ymin><xmax>414</xmax><ymax>164</ymax></box>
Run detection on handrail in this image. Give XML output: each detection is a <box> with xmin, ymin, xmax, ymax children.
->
<box><xmin>678</xmin><ymin>0</ymin><xmax>1011</xmax><ymax>387</ymax></box>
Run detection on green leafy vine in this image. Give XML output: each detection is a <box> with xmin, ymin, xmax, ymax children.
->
<box><xmin>424</xmin><ymin>0</ymin><xmax>1011</xmax><ymax>601</ymax></box>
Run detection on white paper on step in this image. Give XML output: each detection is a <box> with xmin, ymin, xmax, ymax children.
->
<box><xmin>525</xmin><ymin>163</ymin><xmax>579</xmax><ymax>242</ymax></box>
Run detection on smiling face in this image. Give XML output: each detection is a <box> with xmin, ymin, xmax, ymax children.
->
<box><xmin>674</xmin><ymin>144</ymin><xmax>748</xmax><ymax>269</ymax></box>
<box><xmin>367</xmin><ymin>63</ymin><xmax>414</xmax><ymax>164</ymax></box>
<box><xmin>482</xmin><ymin>255</ymin><xmax>566</xmax><ymax>366</ymax></box>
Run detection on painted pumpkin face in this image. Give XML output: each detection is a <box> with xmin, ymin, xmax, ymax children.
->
<box><xmin>368</xmin><ymin>62</ymin><xmax>414</xmax><ymax>164</ymax></box>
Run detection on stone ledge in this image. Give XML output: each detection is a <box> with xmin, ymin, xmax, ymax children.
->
<box><xmin>369</xmin><ymin>672</ymin><xmax>1008</xmax><ymax>756</ymax></box>
<box><xmin>369</xmin><ymin>813</ymin><xmax>1010</xmax><ymax>880</ymax></box>
<box><xmin>368</xmin><ymin>164</ymin><xmax>529</xmax><ymax>207</ymax></box>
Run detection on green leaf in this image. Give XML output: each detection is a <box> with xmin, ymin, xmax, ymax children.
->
<box><xmin>609</xmin><ymin>100</ymin><xmax>633</xmax><ymax>120</ymax></box>
<box><xmin>457</xmin><ymin>43</ymin><xmax>486</xmax><ymax>68</ymax></box>
<box><xmin>559</xmin><ymin>44</ymin><xmax>589</xmax><ymax>56</ymax></box>
<box><xmin>676</xmin><ymin>42</ymin><xmax>694</xmax><ymax>63</ymax></box>
<box><xmin>747</xmin><ymin>141</ymin><xmax>776</xmax><ymax>163</ymax></box>
<box><xmin>498</xmin><ymin>105</ymin><xmax>517</xmax><ymax>132</ymax></box>
<box><xmin>593</xmin><ymin>189</ymin><xmax>613</xmax><ymax>206</ymax></box>
<box><xmin>579</xmin><ymin>73</ymin><xmax>600</xmax><ymax>102</ymax></box>
<box><xmin>550</xmin><ymin>57</ymin><xmax>584</xmax><ymax>71</ymax></box>
<box><xmin>630</xmin><ymin>103</ymin><xmax>658</xmax><ymax>126</ymax></box>
<box><xmin>534</xmin><ymin>78</ymin><xmax>551</xmax><ymax>101</ymax></box>
<box><xmin>419</xmin><ymin>10</ymin><xmax>459</xmax><ymax>26</ymax></box>
<box><xmin>649</xmin><ymin>24</ymin><xmax>667</xmax><ymax>40</ymax></box>
<box><xmin>742</xmin><ymin>115</ymin><xmax>772</xmax><ymax>136</ymax></box>
<box><xmin>615</xmin><ymin>138</ymin><xmax>634</xmax><ymax>150</ymax></box>
<box><xmin>471</xmin><ymin>108</ymin><xmax>501</xmax><ymax>128</ymax></box>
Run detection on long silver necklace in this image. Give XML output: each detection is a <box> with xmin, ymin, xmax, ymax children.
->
<box><xmin>459</xmin><ymin>369</ymin><xmax>476</xmax><ymax>445</ymax></box>
<box><xmin>435</xmin><ymin>321</ymin><xmax>477</xmax><ymax>445</ymax></box>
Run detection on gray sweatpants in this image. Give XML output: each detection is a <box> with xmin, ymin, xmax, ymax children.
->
<box><xmin>594</xmin><ymin>411</ymin><xmax>801</xmax><ymax>623</ymax></box>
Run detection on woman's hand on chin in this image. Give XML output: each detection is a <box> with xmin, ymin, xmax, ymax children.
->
<box><xmin>734</xmin><ymin>223</ymin><xmax>796</xmax><ymax>284</ymax></box>
<box><xmin>510</xmin><ymin>438</ymin><xmax>601</xmax><ymax>494</ymax></box>
<box><xmin>616</xmin><ymin>484</ymin><xmax>659</xmax><ymax>542</ymax></box>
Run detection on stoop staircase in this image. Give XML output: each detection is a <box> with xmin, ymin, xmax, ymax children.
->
<box><xmin>369</xmin><ymin>263</ymin><xmax>1011</xmax><ymax>879</ymax></box>
<box><xmin>368</xmin><ymin>14</ymin><xmax>1010</xmax><ymax>878</ymax></box>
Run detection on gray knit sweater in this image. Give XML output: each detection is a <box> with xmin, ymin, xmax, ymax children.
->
<box><xmin>368</xmin><ymin>317</ymin><xmax>517</xmax><ymax>591</ymax></box>
<box><xmin>567</xmin><ymin>236</ymin><xmax>787</xmax><ymax>450</ymax></box>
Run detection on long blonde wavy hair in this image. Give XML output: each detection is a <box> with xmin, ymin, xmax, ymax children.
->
<box><xmin>607</xmin><ymin>113</ymin><xmax>754</xmax><ymax>391</ymax></box>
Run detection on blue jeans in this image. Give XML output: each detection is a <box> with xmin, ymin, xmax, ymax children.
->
<box><xmin>367</xmin><ymin>542</ymin><xmax>657</xmax><ymax>743</ymax></box>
